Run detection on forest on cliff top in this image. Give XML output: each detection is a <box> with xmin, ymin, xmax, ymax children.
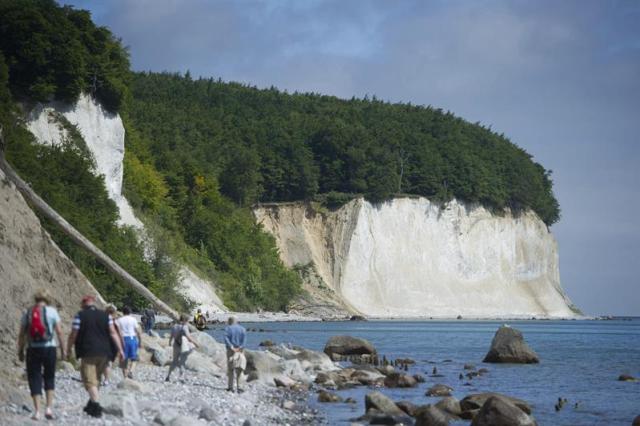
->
<box><xmin>0</xmin><ymin>0</ymin><xmax>560</xmax><ymax>312</ymax></box>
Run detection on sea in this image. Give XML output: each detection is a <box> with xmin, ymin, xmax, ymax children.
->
<box><xmin>208</xmin><ymin>319</ymin><xmax>640</xmax><ymax>425</ymax></box>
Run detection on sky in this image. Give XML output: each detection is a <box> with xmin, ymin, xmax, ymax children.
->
<box><xmin>65</xmin><ymin>0</ymin><xmax>640</xmax><ymax>316</ymax></box>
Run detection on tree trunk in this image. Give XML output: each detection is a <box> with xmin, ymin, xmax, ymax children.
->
<box><xmin>0</xmin><ymin>133</ymin><xmax>179</xmax><ymax>320</ymax></box>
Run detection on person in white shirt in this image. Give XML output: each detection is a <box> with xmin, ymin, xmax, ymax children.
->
<box><xmin>115</xmin><ymin>306</ymin><xmax>142</xmax><ymax>379</ymax></box>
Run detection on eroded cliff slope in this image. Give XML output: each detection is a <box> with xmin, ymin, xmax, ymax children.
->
<box><xmin>0</xmin><ymin>169</ymin><xmax>101</xmax><ymax>403</ymax></box>
<box><xmin>255</xmin><ymin>198</ymin><xmax>580</xmax><ymax>318</ymax></box>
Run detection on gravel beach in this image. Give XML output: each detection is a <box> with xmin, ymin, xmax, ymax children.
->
<box><xmin>0</xmin><ymin>362</ymin><xmax>325</xmax><ymax>425</ymax></box>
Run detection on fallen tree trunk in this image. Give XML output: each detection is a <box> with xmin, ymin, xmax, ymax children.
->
<box><xmin>0</xmin><ymin>129</ymin><xmax>179</xmax><ymax>320</ymax></box>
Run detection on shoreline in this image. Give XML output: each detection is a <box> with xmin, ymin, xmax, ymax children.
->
<box><xmin>155</xmin><ymin>312</ymin><xmax>596</xmax><ymax>325</ymax></box>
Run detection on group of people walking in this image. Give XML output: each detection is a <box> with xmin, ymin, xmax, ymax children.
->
<box><xmin>17</xmin><ymin>290</ymin><xmax>247</xmax><ymax>420</ymax></box>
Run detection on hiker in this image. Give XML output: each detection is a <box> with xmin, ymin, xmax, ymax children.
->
<box><xmin>142</xmin><ymin>305</ymin><xmax>155</xmax><ymax>335</ymax></box>
<box><xmin>194</xmin><ymin>308</ymin><xmax>206</xmax><ymax>331</ymax></box>
<box><xmin>67</xmin><ymin>295</ymin><xmax>123</xmax><ymax>418</ymax></box>
<box><xmin>17</xmin><ymin>289</ymin><xmax>66</xmax><ymax>420</ymax></box>
<box><xmin>165</xmin><ymin>314</ymin><xmax>199</xmax><ymax>381</ymax></box>
<box><xmin>102</xmin><ymin>304</ymin><xmax>122</xmax><ymax>385</ymax></box>
<box><xmin>116</xmin><ymin>306</ymin><xmax>142</xmax><ymax>379</ymax></box>
<box><xmin>224</xmin><ymin>316</ymin><xmax>247</xmax><ymax>393</ymax></box>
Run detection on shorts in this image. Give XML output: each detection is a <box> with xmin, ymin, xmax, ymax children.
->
<box><xmin>123</xmin><ymin>336</ymin><xmax>139</xmax><ymax>361</ymax></box>
<box><xmin>80</xmin><ymin>356</ymin><xmax>108</xmax><ymax>389</ymax></box>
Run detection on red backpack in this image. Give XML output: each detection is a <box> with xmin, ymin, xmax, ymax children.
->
<box><xmin>28</xmin><ymin>305</ymin><xmax>51</xmax><ymax>343</ymax></box>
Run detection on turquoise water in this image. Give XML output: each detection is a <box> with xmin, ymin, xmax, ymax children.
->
<box><xmin>208</xmin><ymin>319</ymin><xmax>640</xmax><ymax>425</ymax></box>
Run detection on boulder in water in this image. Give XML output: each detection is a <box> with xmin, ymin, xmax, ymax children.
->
<box><xmin>461</xmin><ymin>392</ymin><xmax>532</xmax><ymax>415</ymax></box>
<box><xmin>364</xmin><ymin>391</ymin><xmax>405</xmax><ymax>416</ymax></box>
<box><xmin>384</xmin><ymin>372</ymin><xmax>418</xmax><ymax>388</ymax></box>
<box><xmin>618</xmin><ymin>374</ymin><xmax>637</xmax><ymax>382</ymax></box>
<box><xmin>395</xmin><ymin>400</ymin><xmax>418</xmax><ymax>417</ymax></box>
<box><xmin>470</xmin><ymin>395</ymin><xmax>537</xmax><ymax>426</ymax></box>
<box><xmin>414</xmin><ymin>405</ymin><xmax>450</xmax><ymax>426</ymax></box>
<box><xmin>318</xmin><ymin>390</ymin><xmax>342</xmax><ymax>403</ymax></box>
<box><xmin>352</xmin><ymin>369</ymin><xmax>385</xmax><ymax>385</ymax></box>
<box><xmin>324</xmin><ymin>335</ymin><xmax>376</xmax><ymax>361</ymax></box>
<box><xmin>435</xmin><ymin>396</ymin><xmax>462</xmax><ymax>418</ymax></box>
<box><xmin>633</xmin><ymin>415</ymin><xmax>640</xmax><ymax>426</ymax></box>
<box><xmin>426</xmin><ymin>384</ymin><xmax>453</xmax><ymax>397</ymax></box>
<box><xmin>483</xmin><ymin>326</ymin><xmax>539</xmax><ymax>363</ymax></box>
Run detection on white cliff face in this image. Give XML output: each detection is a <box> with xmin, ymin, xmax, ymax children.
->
<box><xmin>254</xmin><ymin>198</ymin><xmax>579</xmax><ymax>318</ymax></box>
<box><xmin>26</xmin><ymin>94</ymin><xmax>226</xmax><ymax>314</ymax></box>
<box><xmin>27</xmin><ymin>93</ymin><xmax>142</xmax><ymax>229</ymax></box>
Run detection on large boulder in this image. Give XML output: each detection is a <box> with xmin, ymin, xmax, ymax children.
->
<box><xmin>191</xmin><ymin>332</ymin><xmax>227</xmax><ymax>369</ymax></box>
<box><xmin>395</xmin><ymin>400</ymin><xmax>418</xmax><ymax>417</ymax></box>
<box><xmin>483</xmin><ymin>326</ymin><xmax>539</xmax><ymax>363</ymax></box>
<box><xmin>435</xmin><ymin>397</ymin><xmax>462</xmax><ymax>418</ymax></box>
<box><xmin>151</xmin><ymin>347</ymin><xmax>172</xmax><ymax>366</ymax></box>
<box><xmin>426</xmin><ymin>384</ymin><xmax>453</xmax><ymax>397</ymax></box>
<box><xmin>365</xmin><ymin>391</ymin><xmax>405</xmax><ymax>416</ymax></box>
<box><xmin>318</xmin><ymin>390</ymin><xmax>343</xmax><ymax>403</ymax></box>
<box><xmin>101</xmin><ymin>391</ymin><xmax>140</xmax><ymax>420</ymax></box>
<box><xmin>461</xmin><ymin>393</ymin><xmax>532</xmax><ymax>415</ymax></box>
<box><xmin>245</xmin><ymin>349</ymin><xmax>311</xmax><ymax>386</ymax></box>
<box><xmin>384</xmin><ymin>372</ymin><xmax>418</xmax><ymax>388</ymax></box>
<box><xmin>184</xmin><ymin>351</ymin><xmax>223</xmax><ymax>376</ymax></box>
<box><xmin>324</xmin><ymin>335</ymin><xmax>376</xmax><ymax>361</ymax></box>
<box><xmin>352</xmin><ymin>369</ymin><xmax>385</xmax><ymax>386</ymax></box>
<box><xmin>414</xmin><ymin>405</ymin><xmax>450</xmax><ymax>426</ymax></box>
<box><xmin>471</xmin><ymin>395</ymin><xmax>537</xmax><ymax>426</ymax></box>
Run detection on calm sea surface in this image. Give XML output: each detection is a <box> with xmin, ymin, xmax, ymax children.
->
<box><xmin>208</xmin><ymin>319</ymin><xmax>640</xmax><ymax>425</ymax></box>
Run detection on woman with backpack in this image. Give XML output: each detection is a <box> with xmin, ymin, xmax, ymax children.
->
<box><xmin>17</xmin><ymin>289</ymin><xmax>66</xmax><ymax>420</ymax></box>
<box><xmin>165</xmin><ymin>314</ymin><xmax>199</xmax><ymax>382</ymax></box>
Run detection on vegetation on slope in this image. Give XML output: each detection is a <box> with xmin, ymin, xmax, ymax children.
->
<box><xmin>0</xmin><ymin>0</ymin><xmax>562</xmax><ymax>312</ymax></box>
<box><xmin>128</xmin><ymin>73</ymin><xmax>560</xmax><ymax>225</ymax></box>
<box><xmin>0</xmin><ymin>0</ymin><xmax>299</xmax><ymax>311</ymax></box>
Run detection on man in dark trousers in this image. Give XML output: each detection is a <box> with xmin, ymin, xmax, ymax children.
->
<box><xmin>224</xmin><ymin>316</ymin><xmax>247</xmax><ymax>393</ymax></box>
<box><xmin>67</xmin><ymin>295</ymin><xmax>123</xmax><ymax>418</ymax></box>
<box><xmin>142</xmin><ymin>305</ymin><xmax>155</xmax><ymax>336</ymax></box>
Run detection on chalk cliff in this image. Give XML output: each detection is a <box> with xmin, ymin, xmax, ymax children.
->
<box><xmin>26</xmin><ymin>94</ymin><xmax>226</xmax><ymax>313</ymax></box>
<box><xmin>254</xmin><ymin>198</ymin><xmax>579</xmax><ymax>318</ymax></box>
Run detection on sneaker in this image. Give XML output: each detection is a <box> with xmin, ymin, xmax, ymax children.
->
<box><xmin>127</xmin><ymin>372</ymin><xmax>133</xmax><ymax>379</ymax></box>
<box><xmin>91</xmin><ymin>402</ymin><xmax>103</xmax><ymax>418</ymax></box>
<box><xmin>237</xmin><ymin>388</ymin><xmax>245</xmax><ymax>394</ymax></box>
<box><xmin>226</xmin><ymin>388</ymin><xmax>233</xmax><ymax>392</ymax></box>
<box><xmin>83</xmin><ymin>400</ymin><xmax>103</xmax><ymax>418</ymax></box>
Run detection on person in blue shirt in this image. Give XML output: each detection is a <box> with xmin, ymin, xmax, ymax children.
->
<box><xmin>224</xmin><ymin>316</ymin><xmax>246</xmax><ymax>392</ymax></box>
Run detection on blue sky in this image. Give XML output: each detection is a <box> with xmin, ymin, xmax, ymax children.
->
<box><xmin>65</xmin><ymin>0</ymin><xmax>639</xmax><ymax>316</ymax></box>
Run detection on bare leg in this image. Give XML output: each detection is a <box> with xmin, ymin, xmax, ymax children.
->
<box><xmin>87</xmin><ymin>386</ymin><xmax>99</xmax><ymax>402</ymax></box>
<box><xmin>44</xmin><ymin>390</ymin><xmax>54</xmax><ymax>417</ymax></box>
<box><xmin>31</xmin><ymin>395</ymin><xmax>41</xmax><ymax>419</ymax></box>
